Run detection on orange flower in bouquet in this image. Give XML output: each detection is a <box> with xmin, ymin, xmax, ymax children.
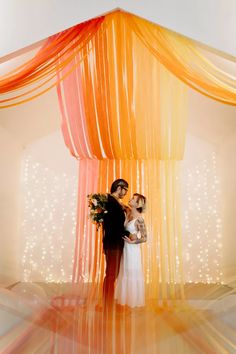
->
<box><xmin>87</xmin><ymin>193</ymin><xmax>108</xmax><ymax>230</ymax></box>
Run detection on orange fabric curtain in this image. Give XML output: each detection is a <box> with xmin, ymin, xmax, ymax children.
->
<box><xmin>57</xmin><ymin>12</ymin><xmax>187</xmax><ymax>304</ymax></box>
<box><xmin>0</xmin><ymin>16</ymin><xmax>104</xmax><ymax>108</ymax></box>
<box><xmin>0</xmin><ymin>10</ymin><xmax>236</xmax><ymax>108</ymax></box>
<box><xmin>69</xmin><ymin>159</ymin><xmax>184</xmax><ymax>305</ymax></box>
<box><xmin>126</xmin><ymin>12</ymin><xmax>236</xmax><ymax>105</ymax></box>
<box><xmin>58</xmin><ymin>12</ymin><xmax>188</xmax><ymax>161</ymax></box>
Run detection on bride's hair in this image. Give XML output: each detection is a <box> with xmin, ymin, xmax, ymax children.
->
<box><xmin>133</xmin><ymin>193</ymin><xmax>146</xmax><ymax>213</ymax></box>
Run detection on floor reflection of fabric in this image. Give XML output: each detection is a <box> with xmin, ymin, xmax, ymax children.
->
<box><xmin>49</xmin><ymin>303</ymin><xmax>236</xmax><ymax>353</ymax></box>
<box><xmin>3</xmin><ymin>303</ymin><xmax>236</xmax><ymax>353</ymax></box>
<box><xmin>1</xmin><ymin>283</ymin><xmax>236</xmax><ymax>353</ymax></box>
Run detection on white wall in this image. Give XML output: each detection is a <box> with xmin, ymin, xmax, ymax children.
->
<box><xmin>182</xmin><ymin>89</ymin><xmax>236</xmax><ymax>283</ymax></box>
<box><xmin>219</xmin><ymin>132</ymin><xmax>236</xmax><ymax>280</ymax></box>
<box><xmin>0</xmin><ymin>88</ymin><xmax>61</xmax><ymax>147</ymax></box>
<box><xmin>1</xmin><ymin>0</ymin><xmax>236</xmax><ymax>59</ymax></box>
<box><xmin>182</xmin><ymin>134</ymin><xmax>222</xmax><ymax>283</ymax></box>
<box><xmin>0</xmin><ymin>126</ymin><xmax>22</xmax><ymax>284</ymax></box>
<box><xmin>19</xmin><ymin>131</ymin><xmax>78</xmax><ymax>282</ymax></box>
<box><xmin>0</xmin><ymin>87</ymin><xmax>62</xmax><ymax>283</ymax></box>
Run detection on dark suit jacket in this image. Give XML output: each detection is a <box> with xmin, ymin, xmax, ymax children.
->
<box><xmin>103</xmin><ymin>194</ymin><xmax>125</xmax><ymax>251</ymax></box>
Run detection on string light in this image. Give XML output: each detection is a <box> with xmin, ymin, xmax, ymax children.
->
<box><xmin>21</xmin><ymin>149</ymin><xmax>223</xmax><ymax>284</ymax></box>
<box><xmin>182</xmin><ymin>152</ymin><xmax>222</xmax><ymax>283</ymax></box>
<box><xmin>21</xmin><ymin>154</ymin><xmax>77</xmax><ymax>283</ymax></box>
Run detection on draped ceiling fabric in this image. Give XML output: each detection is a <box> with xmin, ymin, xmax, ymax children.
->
<box><xmin>0</xmin><ymin>11</ymin><xmax>236</xmax><ymax>108</ymax></box>
<box><xmin>0</xmin><ymin>17</ymin><xmax>105</xmax><ymax>108</ymax></box>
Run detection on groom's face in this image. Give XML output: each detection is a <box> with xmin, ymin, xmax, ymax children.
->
<box><xmin>117</xmin><ymin>186</ymin><xmax>128</xmax><ymax>199</ymax></box>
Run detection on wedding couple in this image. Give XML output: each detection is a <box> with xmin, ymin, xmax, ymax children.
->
<box><xmin>102</xmin><ymin>179</ymin><xmax>147</xmax><ymax>309</ymax></box>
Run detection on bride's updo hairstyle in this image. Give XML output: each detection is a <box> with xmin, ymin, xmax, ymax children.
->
<box><xmin>133</xmin><ymin>193</ymin><xmax>146</xmax><ymax>213</ymax></box>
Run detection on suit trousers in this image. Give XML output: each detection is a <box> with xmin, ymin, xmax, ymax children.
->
<box><xmin>103</xmin><ymin>248</ymin><xmax>122</xmax><ymax>308</ymax></box>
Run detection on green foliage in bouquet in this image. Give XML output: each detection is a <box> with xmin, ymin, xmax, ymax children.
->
<box><xmin>87</xmin><ymin>193</ymin><xmax>108</xmax><ymax>229</ymax></box>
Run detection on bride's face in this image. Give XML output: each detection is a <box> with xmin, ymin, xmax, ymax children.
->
<box><xmin>128</xmin><ymin>195</ymin><xmax>138</xmax><ymax>208</ymax></box>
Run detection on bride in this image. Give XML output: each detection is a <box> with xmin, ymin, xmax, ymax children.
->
<box><xmin>115</xmin><ymin>193</ymin><xmax>147</xmax><ymax>308</ymax></box>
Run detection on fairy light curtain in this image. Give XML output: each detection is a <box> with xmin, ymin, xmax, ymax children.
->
<box><xmin>57</xmin><ymin>11</ymin><xmax>187</xmax><ymax>303</ymax></box>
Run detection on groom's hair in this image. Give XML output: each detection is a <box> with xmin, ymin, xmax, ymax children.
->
<box><xmin>110</xmin><ymin>179</ymin><xmax>129</xmax><ymax>193</ymax></box>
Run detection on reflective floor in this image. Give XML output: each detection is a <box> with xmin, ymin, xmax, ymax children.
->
<box><xmin>1</xmin><ymin>283</ymin><xmax>236</xmax><ymax>354</ymax></box>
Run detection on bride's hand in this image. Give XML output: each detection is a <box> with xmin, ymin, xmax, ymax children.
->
<box><xmin>123</xmin><ymin>236</ymin><xmax>137</xmax><ymax>244</ymax></box>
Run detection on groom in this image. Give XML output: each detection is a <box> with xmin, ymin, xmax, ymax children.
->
<box><xmin>102</xmin><ymin>178</ymin><xmax>129</xmax><ymax>308</ymax></box>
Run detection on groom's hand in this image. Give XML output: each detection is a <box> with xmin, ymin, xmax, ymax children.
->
<box><xmin>123</xmin><ymin>236</ymin><xmax>137</xmax><ymax>244</ymax></box>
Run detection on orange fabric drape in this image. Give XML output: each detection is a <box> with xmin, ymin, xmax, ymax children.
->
<box><xmin>57</xmin><ymin>12</ymin><xmax>187</xmax><ymax>304</ymax></box>
<box><xmin>0</xmin><ymin>10</ymin><xmax>236</xmax><ymax>108</ymax></box>
<box><xmin>126</xmin><ymin>12</ymin><xmax>236</xmax><ymax>105</ymax></box>
<box><xmin>58</xmin><ymin>13</ymin><xmax>188</xmax><ymax>161</ymax></box>
<box><xmin>0</xmin><ymin>16</ymin><xmax>104</xmax><ymax>108</ymax></box>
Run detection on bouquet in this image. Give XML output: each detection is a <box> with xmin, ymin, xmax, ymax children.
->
<box><xmin>87</xmin><ymin>193</ymin><xmax>108</xmax><ymax>230</ymax></box>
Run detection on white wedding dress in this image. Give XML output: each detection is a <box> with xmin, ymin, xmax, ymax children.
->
<box><xmin>115</xmin><ymin>218</ymin><xmax>145</xmax><ymax>308</ymax></box>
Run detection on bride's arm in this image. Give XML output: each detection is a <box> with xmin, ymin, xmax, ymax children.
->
<box><xmin>123</xmin><ymin>217</ymin><xmax>147</xmax><ymax>244</ymax></box>
<box><xmin>134</xmin><ymin>217</ymin><xmax>147</xmax><ymax>243</ymax></box>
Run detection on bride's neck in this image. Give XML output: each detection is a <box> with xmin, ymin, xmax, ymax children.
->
<box><xmin>130</xmin><ymin>208</ymin><xmax>140</xmax><ymax>218</ymax></box>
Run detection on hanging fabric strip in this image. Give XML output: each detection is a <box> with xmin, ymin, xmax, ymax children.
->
<box><xmin>1</xmin><ymin>11</ymin><xmax>236</xmax><ymax>107</ymax></box>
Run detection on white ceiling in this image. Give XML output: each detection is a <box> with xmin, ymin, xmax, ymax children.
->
<box><xmin>1</xmin><ymin>0</ymin><xmax>236</xmax><ymax>60</ymax></box>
